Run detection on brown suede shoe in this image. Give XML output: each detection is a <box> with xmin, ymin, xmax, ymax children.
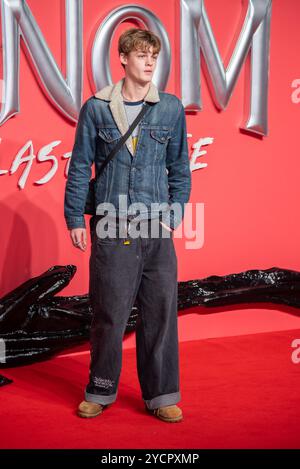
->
<box><xmin>77</xmin><ymin>400</ymin><xmax>108</xmax><ymax>418</ymax></box>
<box><xmin>145</xmin><ymin>404</ymin><xmax>183</xmax><ymax>423</ymax></box>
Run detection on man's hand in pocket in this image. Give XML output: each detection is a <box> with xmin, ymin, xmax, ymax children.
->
<box><xmin>159</xmin><ymin>221</ymin><xmax>173</xmax><ymax>233</ymax></box>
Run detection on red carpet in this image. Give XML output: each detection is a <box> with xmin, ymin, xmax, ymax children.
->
<box><xmin>1</xmin><ymin>328</ymin><xmax>300</xmax><ymax>449</ymax></box>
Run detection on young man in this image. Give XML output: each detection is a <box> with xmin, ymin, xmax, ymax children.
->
<box><xmin>64</xmin><ymin>28</ymin><xmax>191</xmax><ymax>422</ymax></box>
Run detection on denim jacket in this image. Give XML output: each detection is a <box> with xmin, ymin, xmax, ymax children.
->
<box><xmin>64</xmin><ymin>77</ymin><xmax>191</xmax><ymax>230</ymax></box>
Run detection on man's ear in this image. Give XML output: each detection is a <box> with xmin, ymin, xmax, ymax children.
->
<box><xmin>119</xmin><ymin>52</ymin><xmax>127</xmax><ymax>67</ymax></box>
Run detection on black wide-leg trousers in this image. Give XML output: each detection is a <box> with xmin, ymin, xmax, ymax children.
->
<box><xmin>85</xmin><ymin>215</ymin><xmax>180</xmax><ymax>410</ymax></box>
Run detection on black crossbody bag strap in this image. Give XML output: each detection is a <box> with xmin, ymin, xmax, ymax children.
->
<box><xmin>96</xmin><ymin>102</ymin><xmax>150</xmax><ymax>180</ymax></box>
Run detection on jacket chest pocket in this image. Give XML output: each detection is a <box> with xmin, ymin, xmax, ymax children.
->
<box><xmin>150</xmin><ymin>129</ymin><xmax>171</xmax><ymax>160</ymax></box>
<box><xmin>98</xmin><ymin>127</ymin><xmax>121</xmax><ymax>143</ymax></box>
<box><xmin>150</xmin><ymin>129</ymin><xmax>171</xmax><ymax>143</ymax></box>
<box><xmin>97</xmin><ymin>127</ymin><xmax>122</xmax><ymax>158</ymax></box>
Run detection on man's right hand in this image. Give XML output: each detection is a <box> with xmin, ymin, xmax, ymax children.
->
<box><xmin>69</xmin><ymin>228</ymin><xmax>87</xmax><ymax>251</ymax></box>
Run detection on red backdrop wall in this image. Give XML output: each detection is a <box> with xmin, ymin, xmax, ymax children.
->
<box><xmin>1</xmin><ymin>0</ymin><xmax>300</xmax><ymax>342</ymax></box>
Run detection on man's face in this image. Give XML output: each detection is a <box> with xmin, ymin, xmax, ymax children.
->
<box><xmin>120</xmin><ymin>45</ymin><xmax>158</xmax><ymax>84</ymax></box>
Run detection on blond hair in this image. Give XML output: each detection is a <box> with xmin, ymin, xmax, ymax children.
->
<box><xmin>118</xmin><ymin>28</ymin><xmax>161</xmax><ymax>69</ymax></box>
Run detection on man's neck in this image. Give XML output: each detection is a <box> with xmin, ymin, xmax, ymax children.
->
<box><xmin>121</xmin><ymin>77</ymin><xmax>150</xmax><ymax>102</ymax></box>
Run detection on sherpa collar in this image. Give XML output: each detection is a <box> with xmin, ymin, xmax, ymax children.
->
<box><xmin>94</xmin><ymin>77</ymin><xmax>160</xmax><ymax>157</ymax></box>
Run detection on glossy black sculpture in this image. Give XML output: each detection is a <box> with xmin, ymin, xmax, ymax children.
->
<box><xmin>0</xmin><ymin>375</ymin><xmax>13</xmax><ymax>387</ymax></box>
<box><xmin>1</xmin><ymin>264</ymin><xmax>300</xmax><ymax>381</ymax></box>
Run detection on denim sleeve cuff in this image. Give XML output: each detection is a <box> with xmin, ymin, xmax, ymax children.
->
<box><xmin>65</xmin><ymin>216</ymin><xmax>86</xmax><ymax>230</ymax></box>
